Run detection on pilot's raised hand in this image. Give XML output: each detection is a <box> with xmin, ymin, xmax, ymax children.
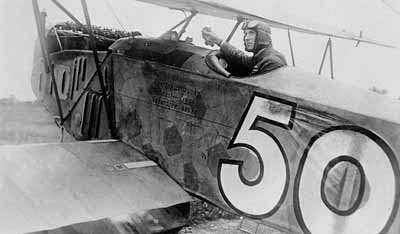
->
<box><xmin>202</xmin><ymin>26</ymin><xmax>223</xmax><ymax>47</ymax></box>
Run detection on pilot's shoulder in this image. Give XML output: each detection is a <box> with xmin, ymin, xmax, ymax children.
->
<box><xmin>259</xmin><ymin>51</ymin><xmax>287</xmax><ymax>68</ymax></box>
<box><xmin>269</xmin><ymin>49</ymin><xmax>287</xmax><ymax>64</ymax></box>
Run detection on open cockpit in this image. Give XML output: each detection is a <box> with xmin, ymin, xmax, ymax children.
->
<box><xmin>46</xmin><ymin>21</ymin><xmax>241</xmax><ymax>79</ymax></box>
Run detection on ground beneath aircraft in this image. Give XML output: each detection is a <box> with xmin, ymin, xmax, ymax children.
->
<box><xmin>0</xmin><ymin>100</ymin><xmax>285</xmax><ymax>234</ymax></box>
<box><xmin>178</xmin><ymin>200</ymin><xmax>285</xmax><ymax>234</ymax></box>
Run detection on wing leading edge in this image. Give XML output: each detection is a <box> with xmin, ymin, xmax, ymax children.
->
<box><xmin>136</xmin><ymin>0</ymin><xmax>395</xmax><ymax>48</ymax></box>
<box><xmin>0</xmin><ymin>140</ymin><xmax>191</xmax><ymax>234</ymax></box>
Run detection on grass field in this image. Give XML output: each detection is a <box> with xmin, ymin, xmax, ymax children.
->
<box><xmin>0</xmin><ymin>102</ymin><xmax>74</xmax><ymax>145</ymax></box>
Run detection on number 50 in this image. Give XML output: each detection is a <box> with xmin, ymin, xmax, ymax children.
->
<box><xmin>218</xmin><ymin>92</ymin><xmax>400</xmax><ymax>234</ymax></box>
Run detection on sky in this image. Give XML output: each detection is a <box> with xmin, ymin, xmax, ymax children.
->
<box><xmin>0</xmin><ymin>0</ymin><xmax>399</xmax><ymax>100</ymax></box>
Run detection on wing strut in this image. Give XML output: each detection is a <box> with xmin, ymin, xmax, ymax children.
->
<box><xmin>164</xmin><ymin>14</ymin><xmax>189</xmax><ymax>35</ymax></box>
<box><xmin>226</xmin><ymin>18</ymin><xmax>243</xmax><ymax>42</ymax></box>
<box><xmin>81</xmin><ymin>0</ymin><xmax>117</xmax><ymax>137</ymax></box>
<box><xmin>162</xmin><ymin>11</ymin><xmax>197</xmax><ymax>39</ymax></box>
<box><xmin>136</xmin><ymin>0</ymin><xmax>395</xmax><ymax>48</ymax></box>
<box><xmin>34</xmin><ymin>0</ymin><xmax>118</xmax><ymax>138</ymax></box>
<box><xmin>287</xmin><ymin>29</ymin><xmax>296</xmax><ymax>67</ymax></box>
<box><xmin>49</xmin><ymin>0</ymin><xmax>112</xmax><ymax>125</ymax></box>
<box><xmin>318</xmin><ymin>37</ymin><xmax>334</xmax><ymax>80</ymax></box>
<box><xmin>177</xmin><ymin>11</ymin><xmax>197</xmax><ymax>39</ymax></box>
<box><xmin>51</xmin><ymin>0</ymin><xmax>85</xmax><ymax>27</ymax></box>
<box><xmin>32</xmin><ymin>0</ymin><xmax>65</xmax><ymax>129</ymax></box>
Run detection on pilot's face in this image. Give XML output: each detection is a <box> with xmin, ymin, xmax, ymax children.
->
<box><xmin>243</xmin><ymin>29</ymin><xmax>257</xmax><ymax>52</ymax></box>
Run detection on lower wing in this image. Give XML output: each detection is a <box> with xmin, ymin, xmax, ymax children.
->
<box><xmin>0</xmin><ymin>139</ymin><xmax>192</xmax><ymax>234</ymax></box>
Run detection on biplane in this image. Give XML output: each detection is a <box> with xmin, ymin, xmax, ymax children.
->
<box><xmin>1</xmin><ymin>0</ymin><xmax>400</xmax><ymax>233</ymax></box>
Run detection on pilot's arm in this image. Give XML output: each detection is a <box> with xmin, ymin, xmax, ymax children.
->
<box><xmin>202</xmin><ymin>27</ymin><xmax>253</xmax><ymax>69</ymax></box>
<box><xmin>219</xmin><ymin>42</ymin><xmax>253</xmax><ymax>68</ymax></box>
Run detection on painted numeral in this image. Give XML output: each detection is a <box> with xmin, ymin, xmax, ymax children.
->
<box><xmin>220</xmin><ymin>92</ymin><xmax>399</xmax><ymax>234</ymax></box>
<box><xmin>218</xmin><ymin>93</ymin><xmax>296</xmax><ymax>217</ymax></box>
<box><xmin>294</xmin><ymin>126</ymin><xmax>399</xmax><ymax>234</ymax></box>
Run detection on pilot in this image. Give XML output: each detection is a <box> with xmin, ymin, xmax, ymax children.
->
<box><xmin>202</xmin><ymin>20</ymin><xmax>287</xmax><ymax>76</ymax></box>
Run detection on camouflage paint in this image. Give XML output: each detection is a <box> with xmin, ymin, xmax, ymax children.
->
<box><xmin>113</xmin><ymin>52</ymin><xmax>400</xmax><ymax>234</ymax></box>
<box><xmin>31</xmin><ymin>34</ymin><xmax>400</xmax><ymax>233</ymax></box>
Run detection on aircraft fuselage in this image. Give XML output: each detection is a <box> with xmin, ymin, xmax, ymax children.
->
<box><xmin>31</xmin><ymin>28</ymin><xmax>400</xmax><ymax>234</ymax></box>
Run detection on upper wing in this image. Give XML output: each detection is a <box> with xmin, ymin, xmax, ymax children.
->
<box><xmin>136</xmin><ymin>0</ymin><xmax>395</xmax><ymax>48</ymax></box>
<box><xmin>0</xmin><ymin>140</ymin><xmax>191</xmax><ymax>234</ymax></box>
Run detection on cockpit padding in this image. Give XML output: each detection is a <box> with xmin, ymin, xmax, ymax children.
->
<box><xmin>47</xmin><ymin>22</ymin><xmax>141</xmax><ymax>53</ymax></box>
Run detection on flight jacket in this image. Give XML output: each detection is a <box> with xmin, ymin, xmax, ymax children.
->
<box><xmin>220</xmin><ymin>41</ymin><xmax>287</xmax><ymax>75</ymax></box>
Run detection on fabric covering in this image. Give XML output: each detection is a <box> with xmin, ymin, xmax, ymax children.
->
<box><xmin>0</xmin><ymin>140</ymin><xmax>191</xmax><ymax>234</ymax></box>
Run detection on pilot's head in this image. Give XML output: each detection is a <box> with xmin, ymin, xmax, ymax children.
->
<box><xmin>242</xmin><ymin>20</ymin><xmax>272</xmax><ymax>52</ymax></box>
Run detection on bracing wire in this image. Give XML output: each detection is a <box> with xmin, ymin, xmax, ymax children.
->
<box><xmin>382</xmin><ymin>0</ymin><xmax>400</xmax><ymax>16</ymax></box>
<box><xmin>103</xmin><ymin>0</ymin><xmax>126</xmax><ymax>30</ymax></box>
